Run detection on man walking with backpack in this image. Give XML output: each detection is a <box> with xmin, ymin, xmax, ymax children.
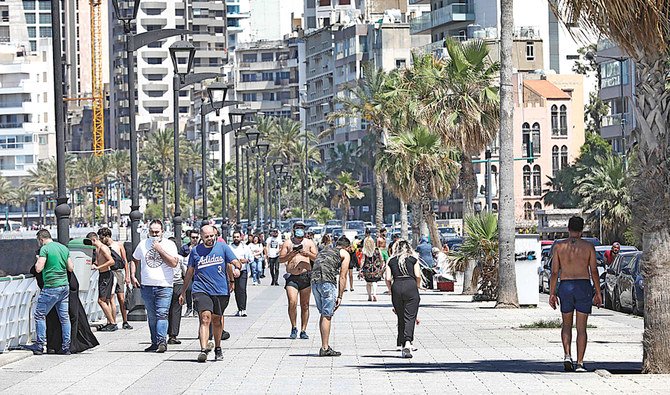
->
<box><xmin>311</xmin><ymin>236</ymin><xmax>351</xmax><ymax>356</ymax></box>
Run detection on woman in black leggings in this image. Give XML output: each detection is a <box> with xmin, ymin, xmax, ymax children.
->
<box><xmin>385</xmin><ymin>240</ymin><xmax>421</xmax><ymax>358</ymax></box>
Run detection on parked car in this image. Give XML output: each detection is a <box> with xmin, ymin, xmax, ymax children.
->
<box><xmin>538</xmin><ymin>246</ymin><xmax>553</xmax><ymax>293</ymax></box>
<box><xmin>304</xmin><ymin>219</ymin><xmax>319</xmax><ymax>229</ymax></box>
<box><xmin>310</xmin><ymin>226</ymin><xmax>324</xmax><ymax>243</ymax></box>
<box><xmin>345</xmin><ymin>220</ymin><xmax>366</xmax><ymax>231</ymax></box>
<box><xmin>438</xmin><ymin>227</ymin><xmax>458</xmax><ymax>243</ymax></box>
<box><xmin>605</xmin><ymin>251</ymin><xmax>644</xmax><ymax>314</ymax></box>
<box><xmin>331</xmin><ymin>227</ymin><xmax>343</xmax><ymax>239</ymax></box>
<box><xmin>326</xmin><ymin>219</ymin><xmax>342</xmax><ymax>227</ymax></box>
<box><xmin>595</xmin><ymin>245</ymin><xmax>638</xmax><ymax>293</ymax></box>
<box><xmin>445</xmin><ymin>237</ymin><xmax>464</xmax><ymax>252</ymax></box>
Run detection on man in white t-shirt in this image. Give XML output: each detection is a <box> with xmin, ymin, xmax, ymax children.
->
<box><xmin>228</xmin><ymin>231</ymin><xmax>253</xmax><ymax>317</ymax></box>
<box><xmin>266</xmin><ymin>229</ymin><xmax>282</xmax><ymax>286</ymax></box>
<box><xmin>131</xmin><ymin>219</ymin><xmax>179</xmax><ymax>353</ymax></box>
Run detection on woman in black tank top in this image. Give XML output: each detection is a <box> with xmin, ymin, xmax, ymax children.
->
<box><xmin>384</xmin><ymin>240</ymin><xmax>421</xmax><ymax>359</ymax></box>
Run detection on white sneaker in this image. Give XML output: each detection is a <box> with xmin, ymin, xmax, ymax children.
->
<box><xmin>206</xmin><ymin>340</ymin><xmax>214</xmax><ymax>352</ymax></box>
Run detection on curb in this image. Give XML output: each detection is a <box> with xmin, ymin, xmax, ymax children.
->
<box><xmin>0</xmin><ymin>350</ymin><xmax>32</xmax><ymax>368</ymax></box>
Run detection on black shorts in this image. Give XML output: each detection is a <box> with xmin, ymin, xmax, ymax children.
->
<box><xmin>98</xmin><ymin>271</ymin><xmax>113</xmax><ymax>300</ymax></box>
<box><xmin>193</xmin><ymin>293</ymin><xmax>229</xmax><ymax>316</ymax></box>
<box><xmin>285</xmin><ymin>272</ymin><xmax>312</xmax><ymax>291</ymax></box>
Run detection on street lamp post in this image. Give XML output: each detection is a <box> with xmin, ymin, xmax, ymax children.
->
<box><xmin>51</xmin><ymin>0</ymin><xmax>70</xmax><ymax>244</ymax></box>
<box><xmin>244</xmin><ymin>129</ymin><xmax>260</xmax><ymax>231</ymax></box>
<box><xmin>228</xmin><ymin>109</ymin><xmax>255</xmax><ymax>228</ymax></box>
<box><xmin>169</xmin><ymin>41</ymin><xmax>219</xmax><ymax>241</ymax></box>
<box><xmin>255</xmin><ymin>142</ymin><xmax>269</xmax><ymax>231</ymax></box>
<box><xmin>273</xmin><ymin>162</ymin><xmax>284</xmax><ymax>228</ymax></box>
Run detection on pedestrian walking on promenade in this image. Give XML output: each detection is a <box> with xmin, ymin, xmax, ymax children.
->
<box><xmin>87</xmin><ymin>232</ymin><xmax>118</xmax><ymax>331</ymax></box>
<box><xmin>311</xmin><ymin>236</ymin><xmax>351</xmax><ymax>357</ymax></box>
<box><xmin>248</xmin><ymin>235</ymin><xmax>264</xmax><ymax>285</ymax></box>
<box><xmin>415</xmin><ymin>236</ymin><xmax>435</xmax><ymax>289</ymax></box>
<box><xmin>98</xmin><ymin>227</ymin><xmax>133</xmax><ymax>330</ymax></box>
<box><xmin>266</xmin><ymin>229</ymin><xmax>282</xmax><ymax>285</ymax></box>
<box><xmin>385</xmin><ymin>239</ymin><xmax>421</xmax><ymax>359</ymax></box>
<box><xmin>167</xmin><ymin>254</ymin><xmax>185</xmax><ymax>345</ymax></box>
<box><xmin>22</xmin><ymin>230</ymin><xmax>74</xmax><ymax>355</ymax></box>
<box><xmin>361</xmin><ymin>233</ymin><xmax>384</xmax><ymax>302</ymax></box>
<box><xmin>180</xmin><ymin>225</ymin><xmax>238</xmax><ymax>362</ymax></box>
<box><xmin>229</xmin><ymin>231</ymin><xmax>252</xmax><ymax>317</ymax></box>
<box><xmin>279</xmin><ymin>221</ymin><xmax>318</xmax><ymax>339</ymax></box>
<box><xmin>549</xmin><ymin>216</ymin><xmax>602</xmax><ymax>372</ymax></box>
<box><xmin>132</xmin><ymin>220</ymin><xmax>180</xmax><ymax>353</ymax></box>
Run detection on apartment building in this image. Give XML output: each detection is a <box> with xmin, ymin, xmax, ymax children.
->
<box><xmin>249</xmin><ymin>0</ymin><xmax>302</xmax><ymax>41</ymax></box>
<box><xmin>0</xmin><ymin>43</ymin><xmax>55</xmax><ymax>185</ymax></box>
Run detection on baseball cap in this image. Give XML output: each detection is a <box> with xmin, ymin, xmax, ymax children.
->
<box><xmin>293</xmin><ymin>221</ymin><xmax>306</xmax><ymax>229</ymax></box>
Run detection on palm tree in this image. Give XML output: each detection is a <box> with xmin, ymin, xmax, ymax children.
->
<box><xmin>106</xmin><ymin>150</ymin><xmax>130</xmax><ymax>223</ymax></box>
<box><xmin>576</xmin><ymin>154</ymin><xmax>630</xmax><ymax>244</ymax></box>
<box><xmin>0</xmin><ymin>175</ymin><xmax>15</xmax><ymax>205</ymax></box>
<box><xmin>330</xmin><ymin>63</ymin><xmax>392</xmax><ymax>229</ymax></box>
<box><xmin>326</xmin><ymin>143</ymin><xmax>360</xmax><ymax>178</ymax></box>
<box><xmin>12</xmin><ymin>184</ymin><xmax>36</xmax><ymax>226</ymax></box>
<box><xmin>76</xmin><ymin>155</ymin><xmax>104</xmax><ymax>225</ymax></box>
<box><xmin>376</xmin><ymin>125</ymin><xmax>460</xmax><ymax>247</ymax></box>
<box><xmin>449</xmin><ymin>212</ymin><xmax>499</xmax><ymax>300</ymax></box>
<box><xmin>330</xmin><ymin>171</ymin><xmax>364</xmax><ymax>225</ymax></box>
<box><xmin>142</xmin><ymin>129</ymin><xmax>174</xmax><ymax>222</ymax></box>
<box><xmin>555</xmin><ymin>0</ymin><xmax>670</xmax><ymax>372</ymax></box>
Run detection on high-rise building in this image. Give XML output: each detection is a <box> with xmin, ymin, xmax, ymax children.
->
<box><xmin>249</xmin><ymin>0</ymin><xmax>302</xmax><ymax>41</ymax></box>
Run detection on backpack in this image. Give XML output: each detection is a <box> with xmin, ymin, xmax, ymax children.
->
<box><xmin>361</xmin><ymin>249</ymin><xmax>385</xmax><ymax>282</ymax></box>
<box><xmin>110</xmin><ymin>248</ymin><xmax>126</xmax><ymax>271</ymax></box>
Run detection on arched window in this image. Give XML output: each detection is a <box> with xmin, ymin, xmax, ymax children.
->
<box><xmin>522</xmin><ymin>122</ymin><xmax>530</xmax><ymax>155</ymax></box>
<box><xmin>560</xmin><ymin>145</ymin><xmax>568</xmax><ymax>168</ymax></box>
<box><xmin>524</xmin><ymin>202</ymin><xmax>533</xmax><ymax>220</ymax></box>
<box><xmin>551</xmin><ymin>105</ymin><xmax>559</xmax><ymax>136</ymax></box>
<box><xmin>492</xmin><ymin>202</ymin><xmax>498</xmax><ymax>212</ymax></box>
<box><xmin>552</xmin><ymin>145</ymin><xmax>559</xmax><ymax>176</ymax></box>
<box><xmin>523</xmin><ymin>165</ymin><xmax>531</xmax><ymax>196</ymax></box>
<box><xmin>532</xmin><ymin>165</ymin><xmax>541</xmax><ymax>196</ymax></box>
<box><xmin>533</xmin><ymin>202</ymin><xmax>542</xmax><ymax>220</ymax></box>
<box><xmin>559</xmin><ymin>105</ymin><xmax>568</xmax><ymax>136</ymax></box>
<box><xmin>532</xmin><ymin>122</ymin><xmax>541</xmax><ymax>155</ymax></box>
<box><xmin>491</xmin><ymin>165</ymin><xmax>498</xmax><ymax>197</ymax></box>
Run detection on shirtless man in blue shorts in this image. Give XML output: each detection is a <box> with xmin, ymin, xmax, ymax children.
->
<box><xmin>549</xmin><ymin>216</ymin><xmax>602</xmax><ymax>372</ymax></box>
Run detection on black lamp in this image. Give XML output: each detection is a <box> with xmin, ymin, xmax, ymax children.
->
<box><xmin>273</xmin><ymin>162</ymin><xmax>284</xmax><ymax>175</ymax></box>
<box><xmin>169</xmin><ymin>40</ymin><xmax>196</xmax><ymax>76</ymax></box>
<box><xmin>111</xmin><ymin>0</ymin><xmax>141</xmax><ymax>21</ymax></box>
<box><xmin>245</xmin><ymin>129</ymin><xmax>260</xmax><ymax>147</ymax></box>
<box><xmin>207</xmin><ymin>82</ymin><xmax>229</xmax><ymax>114</ymax></box>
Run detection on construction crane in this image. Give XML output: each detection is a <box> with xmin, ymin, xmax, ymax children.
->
<box><xmin>90</xmin><ymin>0</ymin><xmax>104</xmax><ymax>158</ymax></box>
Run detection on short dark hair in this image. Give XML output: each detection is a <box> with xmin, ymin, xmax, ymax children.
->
<box><xmin>149</xmin><ymin>219</ymin><xmax>164</xmax><ymax>230</ymax></box>
<box><xmin>233</xmin><ymin>231</ymin><xmax>241</xmax><ymax>237</ymax></box>
<box><xmin>336</xmin><ymin>236</ymin><xmax>351</xmax><ymax>248</ymax></box>
<box><xmin>190</xmin><ymin>229</ymin><xmax>200</xmax><ymax>237</ymax></box>
<box><xmin>97</xmin><ymin>227</ymin><xmax>112</xmax><ymax>238</ymax></box>
<box><xmin>36</xmin><ymin>229</ymin><xmax>51</xmax><ymax>240</ymax></box>
<box><xmin>86</xmin><ymin>232</ymin><xmax>98</xmax><ymax>240</ymax></box>
<box><xmin>568</xmin><ymin>216</ymin><xmax>584</xmax><ymax>232</ymax></box>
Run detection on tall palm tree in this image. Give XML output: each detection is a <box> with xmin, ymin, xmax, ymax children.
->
<box><xmin>330</xmin><ymin>171</ymin><xmax>364</xmax><ymax>225</ymax></box>
<box><xmin>331</xmin><ymin>63</ymin><xmax>392</xmax><ymax>229</ymax></box>
<box><xmin>106</xmin><ymin>150</ymin><xmax>130</xmax><ymax>223</ymax></box>
<box><xmin>326</xmin><ymin>143</ymin><xmax>360</xmax><ymax>178</ymax></box>
<box><xmin>142</xmin><ymin>129</ymin><xmax>174</xmax><ymax>222</ymax></box>
<box><xmin>12</xmin><ymin>184</ymin><xmax>36</xmax><ymax>226</ymax></box>
<box><xmin>0</xmin><ymin>175</ymin><xmax>15</xmax><ymax>205</ymax></box>
<box><xmin>555</xmin><ymin>0</ymin><xmax>670</xmax><ymax>372</ymax></box>
<box><xmin>76</xmin><ymin>155</ymin><xmax>104</xmax><ymax>225</ymax></box>
<box><xmin>376</xmin><ymin>126</ymin><xmax>460</xmax><ymax>247</ymax></box>
<box><xmin>576</xmin><ymin>154</ymin><xmax>630</xmax><ymax>244</ymax></box>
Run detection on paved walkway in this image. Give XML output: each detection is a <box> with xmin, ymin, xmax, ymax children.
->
<box><xmin>1</xmin><ymin>275</ymin><xmax>668</xmax><ymax>394</ymax></box>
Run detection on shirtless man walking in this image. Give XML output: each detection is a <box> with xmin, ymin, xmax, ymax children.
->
<box><xmin>279</xmin><ymin>221</ymin><xmax>318</xmax><ymax>339</ymax></box>
<box><xmin>549</xmin><ymin>216</ymin><xmax>602</xmax><ymax>372</ymax></box>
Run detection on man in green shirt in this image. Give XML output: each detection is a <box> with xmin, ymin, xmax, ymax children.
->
<box><xmin>23</xmin><ymin>229</ymin><xmax>74</xmax><ymax>355</ymax></box>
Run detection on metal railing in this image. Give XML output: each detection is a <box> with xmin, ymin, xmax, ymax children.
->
<box><xmin>410</xmin><ymin>3</ymin><xmax>474</xmax><ymax>34</ymax></box>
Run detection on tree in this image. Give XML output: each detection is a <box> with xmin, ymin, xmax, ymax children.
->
<box><xmin>576</xmin><ymin>153</ymin><xmax>631</xmax><ymax>244</ymax></box>
<box><xmin>12</xmin><ymin>184</ymin><xmax>36</xmax><ymax>226</ymax></box>
<box><xmin>142</xmin><ymin>129</ymin><xmax>174</xmax><ymax>222</ymax></box>
<box><xmin>330</xmin><ymin>172</ymin><xmax>364</xmax><ymax>225</ymax></box>
<box><xmin>331</xmin><ymin>63</ymin><xmax>392</xmax><ymax>230</ymax></box>
<box><xmin>106</xmin><ymin>150</ymin><xmax>130</xmax><ymax>223</ymax></box>
<box><xmin>496</xmin><ymin>0</ymin><xmax>519</xmax><ymax>308</ymax></box>
<box><xmin>376</xmin><ymin>126</ymin><xmax>460</xmax><ymax>247</ymax></box>
<box><xmin>555</xmin><ymin>0</ymin><xmax>670</xmax><ymax>373</ymax></box>
<box><xmin>543</xmin><ymin>166</ymin><xmax>580</xmax><ymax>209</ymax></box>
<box><xmin>314</xmin><ymin>207</ymin><xmax>335</xmax><ymax>224</ymax></box>
<box><xmin>76</xmin><ymin>155</ymin><xmax>104</xmax><ymax>225</ymax></box>
<box><xmin>449</xmin><ymin>212</ymin><xmax>499</xmax><ymax>300</ymax></box>
<box><xmin>0</xmin><ymin>175</ymin><xmax>15</xmax><ymax>205</ymax></box>
<box><xmin>326</xmin><ymin>143</ymin><xmax>360</xmax><ymax>178</ymax></box>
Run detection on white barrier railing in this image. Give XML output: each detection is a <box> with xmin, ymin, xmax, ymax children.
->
<box><xmin>0</xmin><ymin>270</ymin><xmax>113</xmax><ymax>353</ymax></box>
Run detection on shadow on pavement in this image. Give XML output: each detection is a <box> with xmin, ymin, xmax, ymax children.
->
<box><xmin>257</xmin><ymin>336</ymin><xmax>292</xmax><ymax>340</ymax></box>
<box><xmin>349</xmin><ymin>360</ymin><xmax>642</xmax><ymax>374</ymax></box>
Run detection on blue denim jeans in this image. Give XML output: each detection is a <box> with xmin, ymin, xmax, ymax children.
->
<box><xmin>251</xmin><ymin>258</ymin><xmax>263</xmax><ymax>283</ymax></box>
<box><xmin>34</xmin><ymin>285</ymin><xmax>70</xmax><ymax>351</ymax></box>
<box><xmin>141</xmin><ymin>285</ymin><xmax>172</xmax><ymax>346</ymax></box>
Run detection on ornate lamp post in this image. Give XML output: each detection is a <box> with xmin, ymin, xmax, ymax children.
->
<box><xmin>255</xmin><ymin>142</ymin><xmax>270</xmax><ymax>231</ymax></box>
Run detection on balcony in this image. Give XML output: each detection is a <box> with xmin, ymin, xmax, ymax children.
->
<box><xmin>410</xmin><ymin>3</ymin><xmax>475</xmax><ymax>35</ymax></box>
<box><xmin>236</xmin><ymin>80</ymin><xmax>276</xmax><ymax>91</ymax></box>
<box><xmin>601</xmin><ymin>113</ymin><xmax>628</xmax><ymax>127</ymax></box>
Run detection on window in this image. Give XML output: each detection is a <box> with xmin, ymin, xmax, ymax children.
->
<box><xmin>600</xmin><ymin>60</ymin><xmax>629</xmax><ymax>88</ymax></box>
<box><xmin>492</xmin><ymin>203</ymin><xmax>498</xmax><ymax>212</ymax></box>
<box><xmin>552</xmin><ymin>146</ymin><xmax>559</xmax><ymax>176</ymax></box>
<box><xmin>242</xmin><ymin>93</ymin><xmax>257</xmax><ymax>101</ymax></box>
<box><xmin>340</xmin><ymin>0</ymin><xmax>351</xmax><ymax>4</ymax></box>
<box><xmin>242</xmin><ymin>54</ymin><xmax>257</xmax><ymax>63</ymax></box>
<box><xmin>319</xmin><ymin>0</ymin><xmax>331</xmax><ymax>5</ymax></box>
<box><xmin>25</xmin><ymin>13</ymin><xmax>35</xmax><ymax>23</ymax></box>
<box><xmin>491</xmin><ymin>165</ymin><xmax>498</xmax><ymax>197</ymax></box>
<box><xmin>147</xmin><ymin>107</ymin><xmax>164</xmax><ymax>114</ymax></box>
<box><xmin>531</xmin><ymin>123</ymin><xmax>541</xmax><ymax>154</ymax></box>
<box><xmin>147</xmin><ymin>74</ymin><xmax>163</xmax><ymax>81</ymax></box>
<box><xmin>559</xmin><ymin>105</ymin><xmax>568</xmax><ymax>136</ymax></box>
<box><xmin>522</xmin><ymin>122</ymin><xmax>530</xmax><ymax>155</ymax></box>
<box><xmin>526</xmin><ymin>42</ymin><xmax>535</xmax><ymax>60</ymax></box>
<box><xmin>560</xmin><ymin>146</ymin><xmax>568</xmax><ymax>168</ymax></box>
<box><xmin>38</xmin><ymin>26</ymin><xmax>51</xmax><ymax>37</ymax></box>
<box><xmin>395</xmin><ymin>59</ymin><xmax>407</xmax><ymax>69</ymax></box>
<box><xmin>524</xmin><ymin>202</ymin><xmax>533</xmax><ymax>220</ymax></box>
<box><xmin>38</xmin><ymin>0</ymin><xmax>50</xmax><ymax>10</ymax></box>
<box><xmin>241</xmin><ymin>73</ymin><xmax>257</xmax><ymax>82</ymax></box>
<box><xmin>179</xmin><ymin>106</ymin><xmax>188</xmax><ymax>114</ymax></box>
<box><xmin>533</xmin><ymin>202</ymin><xmax>542</xmax><ymax>220</ymax></box>
<box><xmin>278</xmin><ymin>71</ymin><xmax>290</xmax><ymax>80</ymax></box>
<box><xmin>23</xmin><ymin>1</ymin><xmax>36</xmax><ymax>11</ymax></box>
<box><xmin>261</xmin><ymin>72</ymin><xmax>274</xmax><ymax>81</ymax></box>
<box><xmin>262</xmin><ymin>92</ymin><xmax>275</xmax><ymax>101</ymax></box>
<box><xmin>39</xmin><ymin>13</ymin><xmax>50</xmax><ymax>24</ymax></box>
<box><xmin>551</xmin><ymin>105</ymin><xmax>559</xmax><ymax>136</ymax></box>
<box><xmin>532</xmin><ymin>165</ymin><xmax>541</xmax><ymax>196</ymax></box>
<box><xmin>523</xmin><ymin>165</ymin><xmax>531</xmax><ymax>196</ymax></box>
<box><xmin>27</xmin><ymin>27</ymin><xmax>36</xmax><ymax>38</ymax></box>
<box><xmin>227</xmin><ymin>19</ymin><xmax>240</xmax><ymax>27</ymax></box>
<box><xmin>146</xmin><ymin>57</ymin><xmax>163</xmax><ymax>65</ymax></box>
<box><xmin>261</xmin><ymin>53</ymin><xmax>273</xmax><ymax>62</ymax></box>
<box><xmin>227</xmin><ymin>5</ymin><xmax>240</xmax><ymax>14</ymax></box>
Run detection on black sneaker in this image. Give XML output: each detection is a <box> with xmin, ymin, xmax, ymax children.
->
<box><xmin>401</xmin><ymin>347</ymin><xmax>413</xmax><ymax>359</ymax></box>
<box><xmin>214</xmin><ymin>347</ymin><xmax>223</xmax><ymax>361</ymax></box>
<box><xmin>156</xmin><ymin>343</ymin><xmax>167</xmax><ymax>353</ymax></box>
<box><xmin>59</xmin><ymin>348</ymin><xmax>71</xmax><ymax>355</ymax></box>
<box><xmin>197</xmin><ymin>349</ymin><xmax>208</xmax><ymax>363</ymax></box>
<box><xmin>144</xmin><ymin>344</ymin><xmax>158</xmax><ymax>352</ymax></box>
<box><xmin>122</xmin><ymin>322</ymin><xmax>133</xmax><ymax>330</ymax></box>
<box><xmin>221</xmin><ymin>330</ymin><xmax>230</xmax><ymax>341</ymax></box>
<box><xmin>319</xmin><ymin>347</ymin><xmax>341</xmax><ymax>357</ymax></box>
<box><xmin>100</xmin><ymin>324</ymin><xmax>118</xmax><ymax>332</ymax></box>
<box><xmin>564</xmin><ymin>356</ymin><xmax>574</xmax><ymax>372</ymax></box>
<box><xmin>21</xmin><ymin>343</ymin><xmax>43</xmax><ymax>355</ymax></box>
<box><xmin>167</xmin><ymin>337</ymin><xmax>181</xmax><ymax>345</ymax></box>
<box><xmin>300</xmin><ymin>331</ymin><xmax>309</xmax><ymax>339</ymax></box>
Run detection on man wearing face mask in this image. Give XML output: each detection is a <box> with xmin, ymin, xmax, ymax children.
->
<box><xmin>228</xmin><ymin>231</ymin><xmax>253</xmax><ymax>317</ymax></box>
<box><xmin>266</xmin><ymin>229</ymin><xmax>282</xmax><ymax>286</ymax></box>
<box><xmin>279</xmin><ymin>221</ymin><xmax>318</xmax><ymax>339</ymax></box>
<box><xmin>131</xmin><ymin>220</ymin><xmax>180</xmax><ymax>353</ymax></box>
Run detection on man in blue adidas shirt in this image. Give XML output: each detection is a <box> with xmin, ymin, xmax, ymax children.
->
<box><xmin>180</xmin><ymin>225</ymin><xmax>239</xmax><ymax>362</ymax></box>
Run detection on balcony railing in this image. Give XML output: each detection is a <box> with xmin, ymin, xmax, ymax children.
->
<box><xmin>410</xmin><ymin>3</ymin><xmax>475</xmax><ymax>34</ymax></box>
<box><xmin>601</xmin><ymin>113</ymin><xmax>628</xmax><ymax>127</ymax></box>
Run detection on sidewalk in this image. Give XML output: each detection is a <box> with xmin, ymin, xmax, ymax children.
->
<box><xmin>0</xmin><ymin>275</ymin><xmax>667</xmax><ymax>394</ymax></box>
